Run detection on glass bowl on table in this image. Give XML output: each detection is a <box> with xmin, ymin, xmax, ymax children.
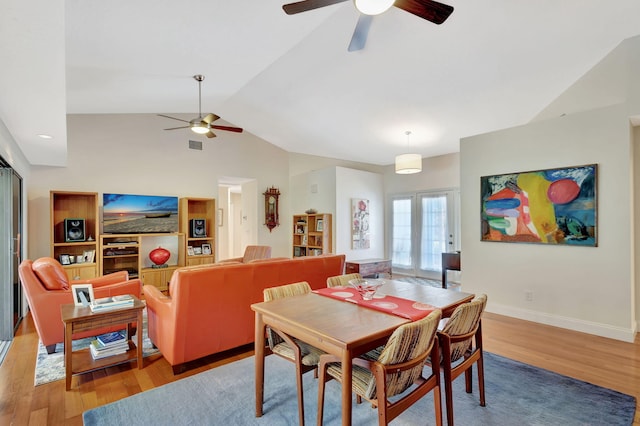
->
<box><xmin>348</xmin><ymin>278</ymin><xmax>384</xmax><ymax>301</ymax></box>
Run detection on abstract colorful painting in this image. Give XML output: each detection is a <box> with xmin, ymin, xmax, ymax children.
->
<box><xmin>352</xmin><ymin>198</ymin><xmax>370</xmax><ymax>249</ymax></box>
<box><xmin>481</xmin><ymin>164</ymin><xmax>597</xmax><ymax>246</ymax></box>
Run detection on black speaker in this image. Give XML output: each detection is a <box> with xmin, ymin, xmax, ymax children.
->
<box><xmin>190</xmin><ymin>219</ymin><xmax>206</xmax><ymax>238</ymax></box>
<box><xmin>64</xmin><ymin>218</ymin><xmax>86</xmax><ymax>242</ymax></box>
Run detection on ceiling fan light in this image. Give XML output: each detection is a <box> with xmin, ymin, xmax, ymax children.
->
<box><xmin>395</xmin><ymin>153</ymin><xmax>422</xmax><ymax>174</ymax></box>
<box><xmin>354</xmin><ymin>0</ymin><xmax>394</xmax><ymax>15</ymax></box>
<box><xmin>190</xmin><ymin>121</ymin><xmax>209</xmax><ymax>134</ymax></box>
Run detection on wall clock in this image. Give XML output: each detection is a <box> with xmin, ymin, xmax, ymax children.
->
<box><xmin>263</xmin><ymin>186</ymin><xmax>281</xmax><ymax>232</ymax></box>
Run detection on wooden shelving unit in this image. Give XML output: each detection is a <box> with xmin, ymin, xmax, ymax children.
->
<box><xmin>50</xmin><ymin>191</ymin><xmax>99</xmax><ymax>280</ymax></box>
<box><xmin>100</xmin><ymin>233</ymin><xmax>185</xmax><ymax>292</ymax></box>
<box><xmin>179</xmin><ymin>197</ymin><xmax>215</xmax><ymax>266</ymax></box>
<box><xmin>292</xmin><ymin>213</ymin><xmax>332</xmax><ymax>257</ymax></box>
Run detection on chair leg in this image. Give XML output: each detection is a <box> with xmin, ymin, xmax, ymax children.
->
<box><xmin>46</xmin><ymin>344</ymin><xmax>57</xmax><ymax>354</ymax></box>
<box><xmin>464</xmin><ymin>364</ymin><xmax>473</xmax><ymax>394</ymax></box>
<box><xmin>477</xmin><ymin>354</ymin><xmax>486</xmax><ymax>407</ymax></box>
<box><xmin>434</xmin><ymin>385</ymin><xmax>443</xmax><ymax>426</ymax></box>
<box><xmin>295</xmin><ymin>362</ymin><xmax>306</xmax><ymax>426</ymax></box>
<box><xmin>443</xmin><ymin>364</ymin><xmax>455</xmax><ymax>426</ymax></box>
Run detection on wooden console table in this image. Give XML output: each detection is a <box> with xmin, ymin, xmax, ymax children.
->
<box><xmin>345</xmin><ymin>258</ymin><xmax>392</xmax><ymax>278</ymax></box>
<box><xmin>61</xmin><ymin>298</ymin><xmax>145</xmax><ymax>390</ymax></box>
<box><xmin>441</xmin><ymin>252</ymin><xmax>461</xmax><ymax>289</ymax></box>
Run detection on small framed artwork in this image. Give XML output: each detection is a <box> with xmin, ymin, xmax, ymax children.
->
<box><xmin>316</xmin><ymin>219</ymin><xmax>324</xmax><ymax>232</ymax></box>
<box><xmin>83</xmin><ymin>249</ymin><xmax>95</xmax><ymax>263</ymax></box>
<box><xmin>187</xmin><ymin>246</ymin><xmax>195</xmax><ymax>256</ymax></box>
<box><xmin>60</xmin><ymin>254</ymin><xmax>71</xmax><ymax>265</ymax></box>
<box><xmin>71</xmin><ymin>284</ymin><xmax>94</xmax><ymax>307</ymax></box>
<box><xmin>194</xmin><ymin>247</ymin><xmax>203</xmax><ymax>255</ymax></box>
<box><xmin>202</xmin><ymin>243</ymin><xmax>212</xmax><ymax>255</ymax></box>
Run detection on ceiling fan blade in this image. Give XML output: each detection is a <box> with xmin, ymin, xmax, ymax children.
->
<box><xmin>394</xmin><ymin>0</ymin><xmax>453</xmax><ymax>24</ymax></box>
<box><xmin>211</xmin><ymin>125</ymin><xmax>244</xmax><ymax>133</ymax></box>
<box><xmin>164</xmin><ymin>125</ymin><xmax>190</xmax><ymax>131</ymax></box>
<box><xmin>348</xmin><ymin>14</ymin><xmax>373</xmax><ymax>52</ymax></box>
<box><xmin>283</xmin><ymin>0</ymin><xmax>347</xmax><ymax>15</ymax></box>
<box><xmin>157</xmin><ymin>114</ymin><xmax>190</xmax><ymax>124</ymax></box>
<box><xmin>205</xmin><ymin>131</ymin><xmax>217</xmax><ymax>139</ymax></box>
<box><xmin>202</xmin><ymin>113</ymin><xmax>220</xmax><ymax>124</ymax></box>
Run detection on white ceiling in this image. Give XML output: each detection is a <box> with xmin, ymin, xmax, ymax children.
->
<box><xmin>2</xmin><ymin>0</ymin><xmax>640</xmax><ymax>167</ymax></box>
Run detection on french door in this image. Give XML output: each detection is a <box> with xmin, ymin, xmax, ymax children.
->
<box><xmin>390</xmin><ymin>189</ymin><xmax>460</xmax><ymax>279</ymax></box>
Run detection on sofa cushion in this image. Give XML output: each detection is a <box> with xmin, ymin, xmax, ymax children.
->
<box><xmin>32</xmin><ymin>257</ymin><xmax>70</xmax><ymax>290</ymax></box>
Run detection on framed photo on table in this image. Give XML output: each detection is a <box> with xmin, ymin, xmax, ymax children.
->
<box><xmin>71</xmin><ymin>284</ymin><xmax>94</xmax><ymax>306</ymax></box>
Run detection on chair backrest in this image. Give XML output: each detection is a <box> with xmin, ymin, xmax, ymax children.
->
<box><xmin>242</xmin><ymin>245</ymin><xmax>272</xmax><ymax>263</ymax></box>
<box><xmin>440</xmin><ymin>294</ymin><xmax>487</xmax><ymax>362</ymax></box>
<box><xmin>366</xmin><ymin>309</ymin><xmax>442</xmax><ymax>399</ymax></box>
<box><xmin>263</xmin><ymin>281</ymin><xmax>311</xmax><ymax>301</ymax></box>
<box><xmin>31</xmin><ymin>257</ymin><xmax>70</xmax><ymax>290</ymax></box>
<box><xmin>326</xmin><ymin>273</ymin><xmax>363</xmax><ymax>288</ymax></box>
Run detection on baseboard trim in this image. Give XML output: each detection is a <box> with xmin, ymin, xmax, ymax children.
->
<box><xmin>487</xmin><ymin>303</ymin><xmax>636</xmax><ymax>343</ymax></box>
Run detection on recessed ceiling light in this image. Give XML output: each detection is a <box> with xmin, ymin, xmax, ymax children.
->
<box><xmin>38</xmin><ymin>134</ymin><xmax>53</xmax><ymax>139</ymax></box>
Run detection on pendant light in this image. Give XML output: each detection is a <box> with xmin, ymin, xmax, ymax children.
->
<box><xmin>395</xmin><ymin>131</ymin><xmax>422</xmax><ymax>174</ymax></box>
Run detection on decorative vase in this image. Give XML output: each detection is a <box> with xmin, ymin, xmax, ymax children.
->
<box><xmin>149</xmin><ymin>247</ymin><xmax>170</xmax><ymax>266</ymax></box>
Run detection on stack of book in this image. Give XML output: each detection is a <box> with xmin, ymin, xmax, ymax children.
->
<box><xmin>90</xmin><ymin>330</ymin><xmax>129</xmax><ymax>360</ymax></box>
<box><xmin>90</xmin><ymin>294</ymin><xmax>135</xmax><ymax>312</ymax></box>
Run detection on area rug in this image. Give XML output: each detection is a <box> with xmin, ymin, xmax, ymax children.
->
<box><xmin>34</xmin><ymin>307</ymin><xmax>157</xmax><ymax>386</ymax></box>
<box><xmin>83</xmin><ymin>352</ymin><xmax>636</xmax><ymax>426</ymax></box>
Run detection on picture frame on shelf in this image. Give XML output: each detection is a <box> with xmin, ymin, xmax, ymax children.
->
<box><xmin>316</xmin><ymin>219</ymin><xmax>324</xmax><ymax>232</ymax></box>
<box><xmin>71</xmin><ymin>284</ymin><xmax>94</xmax><ymax>307</ymax></box>
<box><xmin>83</xmin><ymin>249</ymin><xmax>95</xmax><ymax>263</ymax></box>
<box><xmin>194</xmin><ymin>247</ymin><xmax>202</xmax><ymax>255</ymax></box>
<box><xmin>187</xmin><ymin>246</ymin><xmax>195</xmax><ymax>256</ymax></box>
<box><xmin>60</xmin><ymin>254</ymin><xmax>71</xmax><ymax>265</ymax></box>
<box><xmin>75</xmin><ymin>255</ymin><xmax>84</xmax><ymax>264</ymax></box>
<box><xmin>202</xmin><ymin>243</ymin><xmax>212</xmax><ymax>255</ymax></box>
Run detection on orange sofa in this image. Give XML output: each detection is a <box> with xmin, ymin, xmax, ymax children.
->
<box><xmin>143</xmin><ymin>254</ymin><xmax>345</xmax><ymax>373</ymax></box>
<box><xmin>19</xmin><ymin>257</ymin><xmax>142</xmax><ymax>354</ymax></box>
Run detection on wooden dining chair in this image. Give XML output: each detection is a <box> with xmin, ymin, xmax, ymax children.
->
<box><xmin>436</xmin><ymin>294</ymin><xmax>487</xmax><ymax>426</ymax></box>
<box><xmin>317</xmin><ymin>309</ymin><xmax>443</xmax><ymax>426</ymax></box>
<box><xmin>326</xmin><ymin>273</ymin><xmax>363</xmax><ymax>288</ymax></box>
<box><xmin>263</xmin><ymin>281</ymin><xmax>324</xmax><ymax>426</ymax></box>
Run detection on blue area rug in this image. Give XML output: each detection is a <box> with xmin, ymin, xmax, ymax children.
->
<box><xmin>83</xmin><ymin>352</ymin><xmax>635</xmax><ymax>425</ymax></box>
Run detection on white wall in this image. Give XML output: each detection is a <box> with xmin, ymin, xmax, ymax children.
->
<box><xmin>461</xmin><ymin>103</ymin><xmax>635</xmax><ymax>341</ymax></box>
<box><xmin>290</xmin><ymin>165</ymin><xmax>385</xmax><ymax>260</ymax></box>
<box><xmin>27</xmin><ymin>113</ymin><xmax>292</xmax><ymax>260</ymax></box>
<box><xmin>335</xmin><ymin>166</ymin><xmax>384</xmax><ymax>259</ymax></box>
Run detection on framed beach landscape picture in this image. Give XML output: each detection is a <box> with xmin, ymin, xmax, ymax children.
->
<box><xmin>481</xmin><ymin>164</ymin><xmax>597</xmax><ymax>246</ymax></box>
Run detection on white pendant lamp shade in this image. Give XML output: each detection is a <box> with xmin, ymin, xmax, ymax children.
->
<box><xmin>395</xmin><ymin>153</ymin><xmax>422</xmax><ymax>174</ymax></box>
<box><xmin>354</xmin><ymin>0</ymin><xmax>395</xmax><ymax>15</ymax></box>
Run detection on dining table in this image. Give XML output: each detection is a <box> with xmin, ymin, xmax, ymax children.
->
<box><xmin>251</xmin><ymin>280</ymin><xmax>474</xmax><ymax>426</ymax></box>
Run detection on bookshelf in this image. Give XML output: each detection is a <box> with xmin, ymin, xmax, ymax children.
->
<box><xmin>292</xmin><ymin>213</ymin><xmax>332</xmax><ymax>257</ymax></box>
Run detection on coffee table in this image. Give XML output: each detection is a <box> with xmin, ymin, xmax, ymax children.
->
<box><xmin>60</xmin><ymin>297</ymin><xmax>145</xmax><ymax>390</ymax></box>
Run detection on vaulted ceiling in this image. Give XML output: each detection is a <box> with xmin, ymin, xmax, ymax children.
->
<box><xmin>2</xmin><ymin>0</ymin><xmax>640</xmax><ymax>167</ymax></box>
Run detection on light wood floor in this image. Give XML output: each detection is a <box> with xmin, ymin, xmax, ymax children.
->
<box><xmin>1</xmin><ymin>311</ymin><xmax>638</xmax><ymax>425</ymax></box>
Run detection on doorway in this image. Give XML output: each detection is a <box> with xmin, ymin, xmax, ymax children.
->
<box><xmin>217</xmin><ymin>178</ymin><xmax>258</xmax><ymax>261</ymax></box>
<box><xmin>389</xmin><ymin>189</ymin><xmax>460</xmax><ymax>280</ymax></box>
<box><xmin>0</xmin><ymin>157</ymin><xmax>23</xmax><ymax>344</ymax></box>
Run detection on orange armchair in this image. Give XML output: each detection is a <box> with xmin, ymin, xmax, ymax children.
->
<box><xmin>18</xmin><ymin>257</ymin><xmax>142</xmax><ymax>354</ymax></box>
<box><xmin>217</xmin><ymin>245</ymin><xmax>272</xmax><ymax>264</ymax></box>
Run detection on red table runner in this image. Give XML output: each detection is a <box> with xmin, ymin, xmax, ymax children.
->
<box><xmin>313</xmin><ymin>287</ymin><xmax>435</xmax><ymax>321</ymax></box>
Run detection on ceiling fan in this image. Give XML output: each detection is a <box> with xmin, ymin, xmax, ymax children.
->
<box><xmin>282</xmin><ymin>0</ymin><xmax>453</xmax><ymax>52</ymax></box>
<box><xmin>158</xmin><ymin>75</ymin><xmax>243</xmax><ymax>139</ymax></box>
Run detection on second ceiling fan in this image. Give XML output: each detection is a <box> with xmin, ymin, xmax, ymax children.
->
<box><xmin>282</xmin><ymin>0</ymin><xmax>454</xmax><ymax>52</ymax></box>
<box><xmin>159</xmin><ymin>75</ymin><xmax>243</xmax><ymax>139</ymax></box>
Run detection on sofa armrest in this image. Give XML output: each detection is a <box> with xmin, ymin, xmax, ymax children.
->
<box><xmin>71</xmin><ymin>270</ymin><xmax>130</xmax><ymax>288</ymax></box>
<box><xmin>143</xmin><ymin>285</ymin><xmax>172</xmax><ymax>317</ymax></box>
